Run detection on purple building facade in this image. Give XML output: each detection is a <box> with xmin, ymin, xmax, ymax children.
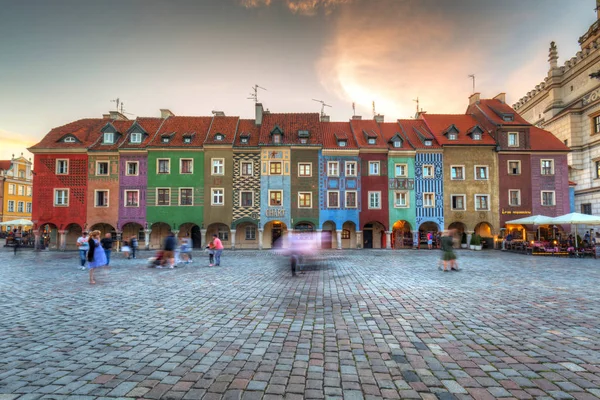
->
<box><xmin>118</xmin><ymin>153</ymin><xmax>148</xmax><ymax>235</ymax></box>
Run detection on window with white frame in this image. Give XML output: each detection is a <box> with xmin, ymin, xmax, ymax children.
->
<box><xmin>298</xmin><ymin>163</ymin><xmax>311</xmax><ymax>177</ymax></box>
<box><xmin>541</xmin><ymin>159</ymin><xmax>554</xmax><ymax>175</ymax></box>
<box><xmin>472</xmin><ymin>132</ymin><xmax>481</xmax><ymax>140</ymax></box>
<box><xmin>541</xmin><ymin>191</ymin><xmax>555</xmax><ymax>206</ymax></box>
<box><xmin>269</xmin><ymin>161</ymin><xmax>282</xmax><ymax>175</ymax></box>
<box><xmin>26</xmin><ymin>186</ymin><xmax>32</xmax><ymax>196</ymax></box>
<box><xmin>368</xmin><ymin>191</ymin><xmax>381</xmax><ymax>209</ymax></box>
<box><xmin>395</xmin><ymin>164</ymin><xmax>407</xmax><ymax>177</ymax></box>
<box><xmin>345</xmin><ymin>191</ymin><xmax>357</xmax><ymax>208</ymax></box>
<box><xmin>451</xmin><ymin>166</ymin><xmax>464</xmax><ymax>180</ymax></box>
<box><xmin>180</xmin><ymin>159</ymin><xmax>193</xmax><ymax>174</ymax></box>
<box><xmin>475</xmin><ymin>166</ymin><xmax>488</xmax><ymax>180</ymax></box>
<box><xmin>345</xmin><ymin>161</ymin><xmax>357</xmax><ymax>176</ymax></box>
<box><xmin>96</xmin><ymin>161</ymin><xmax>109</xmax><ymax>176</ymax></box>
<box><xmin>17</xmin><ymin>201</ymin><xmax>24</xmax><ymax>212</ymax></box>
<box><xmin>95</xmin><ymin>190</ymin><xmax>108</xmax><ymax>207</ymax></box>
<box><xmin>180</xmin><ymin>188</ymin><xmax>193</xmax><ymax>206</ymax></box>
<box><xmin>508</xmin><ymin>132</ymin><xmax>519</xmax><ymax>147</ymax></box>
<box><xmin>241</xmin><ymin>161</ymin><xmax>253</xmax><ymax>176</ymax></box>
<box><xmin>423</xmin><ymin>165</ymin><xmax>434</xmax><ymax>178</ymax></box>
<box><xmin>157</xmin><ymin>159</ymin><xmax>170</xmax><ymax>174</ymax></box>
<box><xmin>394</xmin><ymin>191</ymin><xmax>408</xmax><ymax>208</ymax></box>
<box><xmin>125</xmin><ymin>190</ymin><xmax>139</xmax><ymax>207</ymax></box>
<box><xmin>298</xmin><ymin>192</ymin><xmax>312</xmax><ymax>208</ymax></box>
<box><xmin>130</xmin><ymin>132</ymin><xmax>142</xmax><ymax>143</ymax></box>
<box><xmin>448</xmin><ymin>132</ymin><xmax>457</xmax><ymax>140</ymax></box>
<box><xmin>211</xmin><ymin>188</ymin><xmax>224</xmax><ymax>205</ymax></box>
<box><xmin>593</xmin><ymin>115</ymin><xmax>600</xmax><ymax>134</ymax></box>
<box><xmin>56</xmin><ymin>159</ymin><xmax>68</xmax><ymax>175</ymax></box>
<box><xmin>7</xmin><ymin>201</ymin><xmax>14</xmax><ymax>212</ymax></box>
<box><xmin>245</xmin><ymin>226</ymin><xmax>256</xmax><ymax>240</ymax></box>
<box><xmin>369</xmin><ymin>161</ymin><xmax>380</xmax><ymax>176</ymax></box>
<box><xmin>126</xmin><ymin>161</ymin><xmax>138</xmax><ymax>176</ymax></box>
<box><xmin>327</xmin><ymin>161</ymin><xmax>339</xmax><ymax>176</ymax></box>
<box><xmin>218</xmin><ymin>226</ymin><xmax>229</xmax><ymax>241</ymax></box>
<box><xmin>451</xmin><ymin>195</ymin><xmax>465</xmax><ymax>210</ymax></box>
<box><xmin>212</xmin><ymin>158</ymin><xmax>224</xmax><ymax>175</ymax></box>
<box><xmin>269</xmin><ymin>190</ymin><xmax>282</xmax><ymax>206</ymax></box>
<box><xmin>157</xmin><ymin>188</ymin><xmax>170</xmax><ymax>205</ymax></box>
<box><xmin>422</xmin><ymin>192</ymin><xmax>434</xmax><ymax>207</ymax></box>
<box><xmin>64</xmin><ymin>136</ymin><xmax>75</xmax><ymax>143</ymax></box>
<box><xmin>475</xmin><ymin>194</ymin><xmax>489</xmax><ymax>211</ymax></box>
<box><xmin>26</xmin><ymin>202</ymin><xmax>32</xmax><ymax>213</ymax></box>
<box><xmin>272</xmin><ymin>134</ymin><xmax>281</xmax><ymax>144</ymax></box>
<box><xmin>509</xmin><ymin>190</ymin><xmax>521</xmax><ymax>206</ymax></box>
<box><xmin>368</xmin><ymin>138</ymin><xmax>376</xmax><ymax>145</ymax></box>
<box><xmin>18</xmin><ymin>185</ymin><xmax>24</xmax><ymax>196</ymax></box>
<box><xmin>240</xmin><ymin>191</ymin><xmax>253</xmax><ymax>207</ymax></box>
<box><xmin>327</xmin><ymin>191</ymin><xmax>339</xmax><ymax>208</ymax></box>
<box><xmin>103</xmin><ymin>132</ymin><xmax>114</xmax><ymax>144</ymax></box>
<box><xmin>508</xmin><ymin>160</ymin><xmax>521</xmax><ymax>175</ymax></box>
<box><xmin>7</xmin><ymin>184</ymin><xmax>14</xmax><ymax>195</ymax></box>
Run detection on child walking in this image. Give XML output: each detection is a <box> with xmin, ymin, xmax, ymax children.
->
<box><xmin>206</xmin><ymin>239</ymin><xmax>215</xmax><ymax>266</ymax></box>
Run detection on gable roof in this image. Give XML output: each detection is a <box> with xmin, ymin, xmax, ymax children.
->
<box><xmin>88</xmin><ymin>120</ymin><xmax>132</xmax><ymax>151</ymax></box>
<box><xmin>421</xmin><ymin>114</ymin><xmax>496</xmax><ymax>146</ymax></box>
<box><xmin>119</xmin><ymin>118</ymin><xmax>165</xmax><ymax>150</ymax></box>
<box><xmin>350</xmin><ymin>119</ymin><xmax>386</xmax><ymax>148</ymax></box>
<box><xmin>397</xmin><ymin>119</ymin><xmax>441</xmax><ymax>149</ymax></box>
<box><xmin>205</xmin><ymin>116</ymin><xmax>239</xmax><ymax>145</ymax></box>
<box><xmin>234</xmin><ymin>119</ymin><xmax>260</xmax><ymax>147</ymax></box>
<box><xmin>149</xmin><ymin>116</ymin><xmax>212</xmax><ymax>148</ymax></box>
<box><xmin>321</xmin><ymin>122</ymin><xmax>358</xmax><ymax>149</ymax></box>
<box><xmin>467</xmin><ymin>99</ymin><xmax>529</xmax><ymax>126</ymax></box>
<box><xmin>378</xmin><ymin>122</ymin><xmax>413</xmax><ymax>150</ymax></box>
<box><xmin>529</xmin><ymin>126</ymin><xmax>570</xmax><ymax>151</ymax></box>
<box><xmin>258</xmin><ymin>113</ymin><xmax>322</xmax><ymax>145</ymax></box>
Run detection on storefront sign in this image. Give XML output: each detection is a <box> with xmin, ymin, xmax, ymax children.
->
<box><xmin>501</xmin><ymin>209</ymin><xmax>532</xmax><ymax>215</ymax></box>
<box><xmin>388</xmin><ymin>178</ymin><xmax>414</xmax><ymax>190</ymax></box>
<box><xmin>266</xmin><ymin>208</ymin><xmax>285</xmax><ymax>218</ymax></box>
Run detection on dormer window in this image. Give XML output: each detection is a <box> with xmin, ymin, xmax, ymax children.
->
<box><xmin>368</xmin><ymin>138</ymin><xmax>376</xmax><ymax>145</ymax></box>
<box><xmin>162</xmin><ymin>137</ymin><xmax>170</xmax><ymax>143</ymax></box>
<box><xmin>64</xmin><ymin>136</ymin><xmax>76</xmax><ymax>143</ymax></box>
<box><xmin>215</xmin><ymin>134</ymin><xmax>224</xmax><ymax>141</ymax></box>
<box><xmin>273</xmin><ymin>134</ymin><xmax>281</xmax><ymax>144</ymax></box>
<box><xmin>183</xmin><ymin>137</ymin><xmax>191</xmax><ymax>144</ymax></box>
<box><xmin>503</xmin><ymin>114</ymin><xmax>514</xmax><ymax>122</ymax></box>
<box><xmin>424</xmin><ymin>140</ymin><xmax>432</xmax><ymax>146</ymax></box>
<box><xmin>298</xmin><ymin>130</ymin><xmax>309</xmax><ymax>137</ymax></box>
<box><xmin>103</xmin><ymin>132</ymin><xmax>114</xmax><ymax>144</ymax></box>
<box><xmin>241</xmin><ymin>137</ymin><xmax>248</xmax><ymax>144</ymax></box>
<box><xmin>338</xmin><ymin>140</ymin><xmax>347</xmax><ymax>147</ymax></box>
<box><xmin>448</xmin><ymin>133</ymin><xmax>457</xmax><ymax>140</ymax></box>
<box><xmin>131</xmin><ymin>132</ymin><xmax>142</xmax><ymax>143</ymax></box>
<box><xmin>472</xmin><ymin>133</ymin><xmax>481</xmax><ymax>140</ymax></box>
<box><xmin>300</xmin><ymin>138</ymin><xmax>307</xmax><ymax>144</ymax></box>
<box><xmin>393</xmin><ymin>140</ymin><xmax>401</xmax><ymax>148</ymax></box>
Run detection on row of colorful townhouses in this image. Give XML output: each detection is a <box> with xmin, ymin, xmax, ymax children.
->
<box><xmin>0</xmin><ymin>155</ymin><xmax>33</xmax><ymax>231</ymax></box>
<box><xmin>29</xmin><ymin>93</ymin><xmax>571</xmax><ymax>251</ymax></box>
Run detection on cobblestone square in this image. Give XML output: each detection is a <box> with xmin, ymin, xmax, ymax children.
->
<box><xmin>0</xmin><ymin>248</ymin><xmax>599</xmax><ymax>399</ymax></box>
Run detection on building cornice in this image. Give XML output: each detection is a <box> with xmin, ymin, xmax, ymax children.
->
<box><xmin>388</xmin><ymin>150</ymin><xmax>416</xmax><ymax>157</ymax></box>
<box><xmin>28</xmin><ymin>148</ymin><xmax>88</xmax><ymax>154</ymax></box>
<box><xmin>322</xmin><ymin>149</ymin><xmax>360</xmax><ymax>156</ymax></box>
<box><xmin>358</xmin><ymin>148</ymin><xmax>389</xmax><ymax>154</ymax></box>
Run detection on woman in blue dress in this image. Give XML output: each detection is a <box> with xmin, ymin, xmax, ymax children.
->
<box><xmin>87</xmin><ymin>230</ymin><xmax>107</xmax><ymax>284</ymax></box>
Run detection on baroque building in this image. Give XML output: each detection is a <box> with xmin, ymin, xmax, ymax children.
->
<box><xmin>0</xmin><ymin>154</ymin><xmax>33</xmax><ymax>231</ymax></box>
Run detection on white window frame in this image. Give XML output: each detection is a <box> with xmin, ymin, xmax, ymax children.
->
<box><xmin>327</xmin><ymin>190</ymin><xmax>340</xmax><ymax>208</ymax></box>
<box><xmin>17</xmin><ymin>185</ymin><xmax>24</xmax><ymax>196</ymax></box>
<box><xmin>450</xmin><ymin>194</ymin><xmax>466</xmax><ymax>211</ymax></box>
<box><xmin>508</xmin><ymin>189</ymin><xmax>521</xmax><ymax>207</ymax></box>
<box><xmin>64</xmin><ymin>136</ymin><xmax>75</xmax><ymax>143</ymax></box>
<box><xmin>56</xmin><ymin>159</ymin><xmax>69</xmax><ymax>175</ymax></box>
<box><xmin>395</xmin><ymin>163</ymin><xmax>408</xmax><ymax>178</ymax></box>
<box><xmin>298</xmin><ymin>162</ymin><xmax>312</xmax><ymax>177</ymax></box>
<box><xmin>474</xmin><ymin>194</ymin><xmax>490</xmax><ymax>211</ymax></box>
<box><xmin>17</xmin><ymin>201</ymin><xmax>24</xmax><ymax>213</ymax></box>
<box><xmin>345</xmin><ymin>190</ymin><xmax>358</xmax><ymax>208</ymax></box>
<box><xmin>156</xmin><ymin>188</ymin><xmax>171</xmax><ymax>206</ymax></box>
<box><xmin>103</xmin><ymin>132</ymin><xmax>114</xmax><ymax>144</ymax></box>
<box><xmin>7</xmin><ymin>200</ymin><xmax>15</xmax><ymax>212</ymax></box>
<box><xmin>368</xmin><ymin>161</ymin><xmax>380</xmax><ymax>176</ymax></box>
<box><xmin>508</xmin><ymin>132</ymin><xmax>519</xmax><ymax>147</ymax></box>
<box><xmin>212</xmin><ymin>158</ymin><xmax>224</xmax><ymax>175</ymax></box>
<box><xmin>180</xmin><ymin>158</ymin><xmax>194</xmax><ymax>174</ymax></box>
<box><xmin>541</xmin><ymin>190</ymin><xmax>556</xmax><ymax>206</ymax></box>
<box><xmin>448</xmin><ymin>133</ymin><xmax>457</xmax><ymax>141</ymax></box>
<box><xmin>508</xmin><ymin>160</ymin><xmax>521</xmax><ymax>175</ymax></box>
<box><xmin>368</xmin><ymin>138</ymin><xmax>376</xmax><ymax>145</ymax></box>
<box><xmin>423</xmin><ymin>192</ymin><xmax>435</xmax><ymax>208</ymax></box>
<box><xmin>327</xmin><ymin>161</ymin><xmax>339</xmax><ymax>177</ymax></box>
<box><xmin>54</xmin><ymin>189</ymin><xmax>69</xmax><ymax>207</ymax></box>
<box><xmin>126</xmin><ymin>161</ymin><xmax>139</xmax><ymax>176</ymax></box>
<box><xmin>7</xmin><ymin>184</ymin><xmax>14</xmax><ymax>195</ymax></box>
<box><xmin>124</xmin><ymin>190</ymin><xmax>140</xmax><ymax>207</ymax></box>
<box><xmin>393</xmin><ymin>191</ymin><xmax>409</xmax><ymax>208</ymax></box>
<box><xmin>211</xmin><ymin>188</ymin><xmax>224</xmax><ymax>206</ymax></box>
<box><xmin>368</xmin><ymin>191</ymin><xmax>381</xmax><ymax>209</ymax></box>
<box><xmin>241</xmin><ymin>161</ymin><xmax>253</xmax><ymax>176</ymax></box>
<box><xmin>94</xmin><ymin>189</ymin><xmax>109</xmax><ymax>208</ymax></box>
<box><xmin>269</xmin><ymin>190</ymin><xmax>283</xmax><ymax>207</ymax></box>
<box><xmin>423</xmin><ymin>165</ymin><xmax>434</xmax><ymax>178</ymax></box>
<box><xmin>179</xmin><ymin>187</ymin><xmax>194</xmax><ymax>206</ymax></box>
<box><xmin>26</xmin><ymin>186</ymin><xmax>32</xmax><ymax>196</ymax></box>
<box><xmin>269</xmin><ymin>161</ymin><xmax>282</xmax><ymax>175</ymax></box>
<box><xmin>298</xmin><ymin>192</ymin><xmax>312</xmax><ymax>208</ymax></box>
<box><xmin>157</xmin><ymin>159</ymin><xmax>170</xmax><ymax>174</ymax></box>
<box><xmin>26</xmin><ymin>202</ymin><xmax>32</xmax><ymax>213</ymax></box>
<box><xmin>245</xmin><ymin>226</ymin><xmax>256</xmax><ymax>240</ymax></box>
<box><xmin>272</xmin><ymin>134</ymin><xmax>282</xmax><ymax>144</ymax></box>
<box><xmin>345</xmin><ymin>161</ymin><xmax>357</xmax><ymax>177</ymax></box>
<box><xmin>130</xmin><ymin>132</ymin><xmax>142</xmax><ymax>143</ymax></box>
<box><xmin>474</xmin><ymin>165</ymin><xmax>489</xmax><ymax>181</ymax></box>
<box><xmin>450</xmin><ymin>165</ymin><xmax>465</xmax><ymax>180</ymax></box>
<box><xmin>96</xmin><ymin>161</ymin><xmax>109</xmax><ymax>176</ymax></box>
<box><xmin>240</xmin><ymin>190</ymin><xmax>254</xmax><ymax>208</ymax></box>
<box><xmin>472</xmin><ymin>132</ymin><xmax>482</xmax><ymax>140</ymax></box>
<box><xmin>540</xmin><ymin>159</ymin><xmax>555</xmax><ymax>175</ymax></box>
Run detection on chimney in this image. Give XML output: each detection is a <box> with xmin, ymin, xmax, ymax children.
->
<box><xmin>320</xmin><ymin>115</ymin><xmax>330</xmax><ymax>122</ymax></box>
<box><xmin>374</xmin><ymin>114</ymin><xmax>384</xmax><ymax>123</ymax></box>
<box><xmin>160</xmin><ymin>109</ymin><xmax>175</xmax><ymax>119</ymax></box>
<box><xmin>212</xmin><ymin>111</ymin><xmax>226</xmax><ymax>117</ymax></box>
<box><xmin>468</xmin><ymin>92</ymin><xmax>480</xmax><ymax>105</ymax></box>
<box><xmin>352</xmin><ymin>115</ymin><xmax>362</xmax><ymax>120</ymax></box>
<box><xmin>255</xmin><ymin>103</ymin><xmax>264</xmax><ymax>126</ymax></box>
<box><xmin>493</xmin><ymin>93</ymin><xmax>506</xmax><ymax>103</ymax></box>
<box><xmin>109</xmin><ymin>111</ymin><xmax>128</xmax><ymax>121</ymax></box>
<box><xmin>416</xmin><ymin>110</ymin><xmax>427</xmax><ymax>119</ymax></box>
<box><xmin>102</xmin><ymin>113</ymin><xmax>111</xmax><ymax>119</ymax></box>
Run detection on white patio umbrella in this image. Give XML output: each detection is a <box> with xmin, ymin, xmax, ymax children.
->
<box><xmin>550</xmin><ymin>212</ymin><xmax>600</xmax><ymax>248</ymax></box>
<box><xmin>505</xmin><ymin>215</ymin><xmax>554</xmax><ymax>241</ymax></box>
<box><xmin>0</xmin><ymin>219</ymin><xmax>33</xmax><ymax>226</ymax></box>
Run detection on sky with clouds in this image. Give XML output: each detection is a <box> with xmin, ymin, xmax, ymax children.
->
<box><xmin>0</xmin><ymin>0</ymin><xmax>596</xmax><ymax>162</ymax></box>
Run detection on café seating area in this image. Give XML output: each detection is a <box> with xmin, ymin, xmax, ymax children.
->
<box><xmin>504</xmin><ymin>239</ymin><xmax>596</xmax><ymax>258</ymax></box>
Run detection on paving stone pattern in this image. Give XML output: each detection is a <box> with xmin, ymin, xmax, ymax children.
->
<box><xmin>0</xmin><ymin>248</ymin><xmax>599</xmax><ymax>399</ymax></box>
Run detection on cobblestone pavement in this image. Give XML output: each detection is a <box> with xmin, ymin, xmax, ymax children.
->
<box><xmin>0</xmin><ymin>248</ymin><xmax>599</xmax><ymax>400</ymax></box>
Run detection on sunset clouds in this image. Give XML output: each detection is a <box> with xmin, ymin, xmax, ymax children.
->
<box><xmin>240</xmin><ymin>0</ymin><xmax>352</xmax><ymax>15</ymax></box>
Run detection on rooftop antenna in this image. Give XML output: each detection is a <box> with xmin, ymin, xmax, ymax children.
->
<box><xmin>413</xmin><ymin>97</ymin><xmax>420</xmax><ymax>117</ymax></box>
<box><xmin>248</xmin><ymin>84</ymin><xmax>267</xmax><ymax>103</ymax></box>
<box><xmin>312</xmin><ymin>99</ymin><xmax>332</xmax><ymax>118</ymax></box>
<box><xmin>110</xmin><ymin>97</ymin><xmax>120</xmax><ymax>112</ymax></box>
<box><xmin>372</xmin><ymin>101</ymin><xmax>376</xmax><ymax>117</ymax></box>
<box><xmin>352</xmin><ymin>102</ymin><xmax>356</xmax><ymax>116</ymax></box>
<box><xmin>468</xmin><ymin>74</ymin><xmax>476</xmax><ymax>94</ymax></box>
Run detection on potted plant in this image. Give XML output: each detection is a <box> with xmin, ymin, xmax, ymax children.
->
<box><xmin>474</xmin><ymin>234</ymin><xmax>483</xmax><ymax>251</ymax></box>
<box><xmin>469</xmin><ymin>234</ymin><xmax>476</xmax><ymax>250</ymax></box>
<box><xmin>461</xmin><ymin>232</ymin><xmax>467</xmax><ymax>249</ymax></box>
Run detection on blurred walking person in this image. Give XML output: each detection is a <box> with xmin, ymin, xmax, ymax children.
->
<box><xmin>130</xmin><ymin>235</ymin><xmax>138</xmax><ymax>259</ymax></box>
<box><xmin>212</xmin><ymin>233</ymin><xmax>224</xmax><ymax>266</ymax></box>
<box><xmin>101</xmin><ymin>233</ymin><xmax>113</xmax><ymax>266</ymax></box>
<box><xmin>76</xmin><ymin>231</ymin><xmax>89</xmax><ymax>270</ymax></box>
<box><xmin>162</xmin><ymin>231</ymin><xmax>177</xmax><ymax>268</ymax></box>
<box><xmin>87</xmin><ymin>230</ymin><xmax>108</xmax><ymax>284</ymax></box>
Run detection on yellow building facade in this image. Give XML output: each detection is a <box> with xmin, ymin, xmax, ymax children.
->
<box><xmin>0</xmin><ymin>155</ymin><xmax>33</xmax><ymax>231</ymax></box>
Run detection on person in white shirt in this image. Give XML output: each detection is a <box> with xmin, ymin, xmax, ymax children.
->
<box><xmin>76</xmin><ymin>232</ymin><xmax>90</xmax><ymax>270</ymax></box>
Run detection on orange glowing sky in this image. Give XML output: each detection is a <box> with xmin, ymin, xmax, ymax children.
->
<box><xmin>0</xmin><ymin>0</ymin><xmax>596</xmax><ymax>162</ymax></box>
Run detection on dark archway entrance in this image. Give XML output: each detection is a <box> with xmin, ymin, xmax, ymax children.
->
<box><xmin>191</xmin><ymin>225</ymin><xmax>202</xmax><ymax>248</ymax></box>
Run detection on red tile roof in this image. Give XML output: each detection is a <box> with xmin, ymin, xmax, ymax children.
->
<box><xmin>0</xmin><ymin>160</ymin><xmax>11</xmax><ymax>171</ymax></box>
<box><xmin>378</xmin><ymin>122</ymin><xmax>413</xmax><ymax>150</ymax></box>
<box><xmin>421</xmin><ymin>114</ymin><xmax>496</xmax><ymax>146</ymax></box>
<box><xmin>321</xmin><ymin>122</ymin><xmax>358</xmax><ymax>149</ymax></box>
<box><xmin>205</xmin><ymin>116</ymin><xmax>239</xmax><ymax>145</ymax></box>
<box><xmin>29</xmin><ymin>119</ymin><xmax>108</xmax><ymax>150</ymax></box>
<box><xmin>397</xmin><ymin>119</ymin><xmax>441</xmax><ymax>149</ymax></box>
<box><xmin>467</xmin><ymin>99</ymin><xmax>529</xmax><ymax>125</ymax></box>
<box><xmin>350</xmin><ymin>119</ymin><xmax>386</xmax><ymax>149</ymax></box>
<box><xmin>529</xmin><ymin>126</ymin><xmax>570</xmax><ymax>151</ymax></box>
<box><xmin>88</xmin><ymin>120</ymin><xmax>133</xmax><ymax>151</ymax></box>
<box><xmin>258</xmin><ymin>113</ymin><xmax>322</xmax><ymax>145</ymax></box>
<box><xmin>234</xmin><ymin>119</ymin><xmax>260</xmax><ymax>147</ymax></box>
<box><xmin>119</xmin><ymin>118</ymin><xmax>166</xmax><ymax>150</ymax></box>
<box><xmin>149</xmin><ymin>116</ymin><xmax>212</xmax><ymax>148</ymax></box>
